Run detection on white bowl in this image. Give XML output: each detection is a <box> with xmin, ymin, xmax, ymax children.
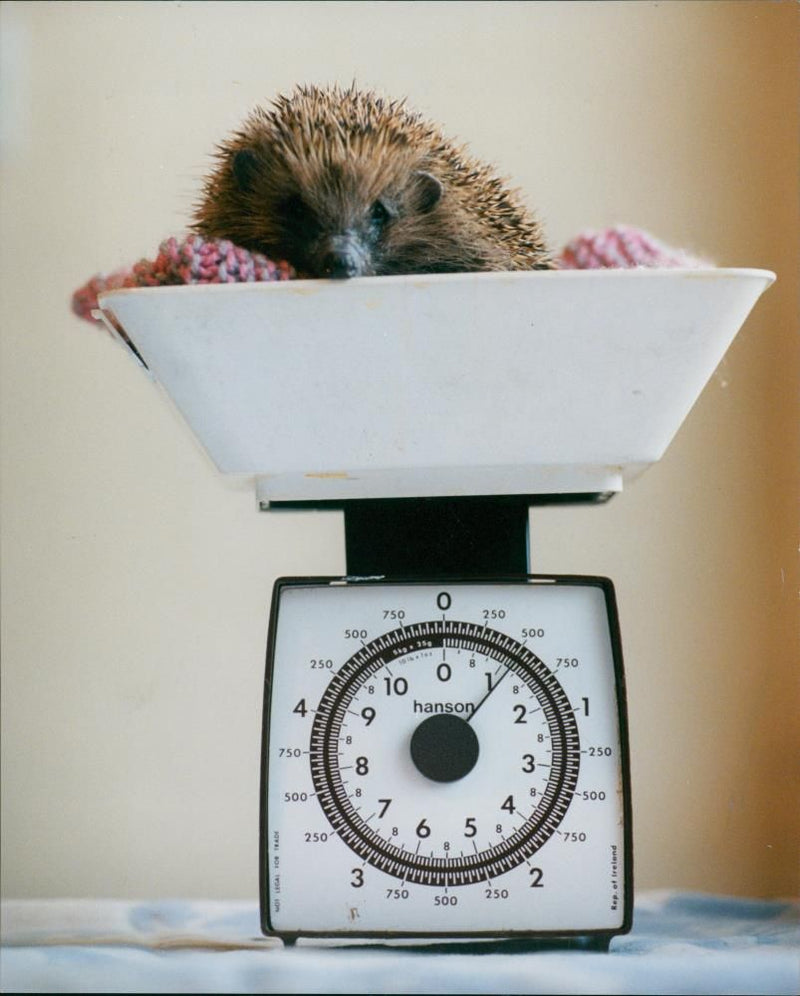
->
<box><xmin>97</xmin><ymin>267</ymin><xmax>775</xmax><ymax>503</ymax></box>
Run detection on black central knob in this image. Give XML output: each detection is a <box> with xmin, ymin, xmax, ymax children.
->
<box><xmin>409</xmin><ymin>714</ymin><xmax>480</xmax><ymax>783</ymax></box>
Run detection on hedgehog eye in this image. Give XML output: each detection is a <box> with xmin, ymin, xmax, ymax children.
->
<box><xmin>370</xmin><ymin>200</ymin><xmax>391</xmax><ymax>226</ymax></box>
<box><xmin>282</xmin><ymin>194</ymin><xmax>309</xmax><ymax>223</ymax></box>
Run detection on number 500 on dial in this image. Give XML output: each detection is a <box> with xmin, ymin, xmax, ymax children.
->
<box><xmin>260</xmin><ymin>576</ymin><xmax>632</xmax><ymax>944</ymax></box>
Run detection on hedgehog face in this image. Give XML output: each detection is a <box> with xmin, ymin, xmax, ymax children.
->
<box><xmin>273</xmin><ymin>184</ymin><xmax>396</xmax><ymax>279</ymax></box>
<box><xmin>232</xmin><ymin>147</ymin><xmax>444</xmax><ymax>278</ymax></box>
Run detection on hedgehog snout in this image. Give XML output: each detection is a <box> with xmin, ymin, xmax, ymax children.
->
<box><xmin>318</xmin><ymin>233</ymin><xmax>372</xmax><ymax>279</ymax></box>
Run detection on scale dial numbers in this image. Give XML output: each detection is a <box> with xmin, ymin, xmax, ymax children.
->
<box><xmin>262</xmin><ymin>577</ymin><xmax>630</xmax><ymax>939</ymax></box>
<box><xmin>311</xmin><ymin>621</ymin><xmax>580</xmax><ymax>886</ymax></box>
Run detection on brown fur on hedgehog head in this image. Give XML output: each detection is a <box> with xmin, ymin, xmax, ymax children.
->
<box><xmin>192</xmin><ymin>83</ymin><xmax>553</xmax><ymax>278</ymax></box>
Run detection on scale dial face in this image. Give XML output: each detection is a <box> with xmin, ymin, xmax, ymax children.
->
<box><xmin>261</xmin><ymin>576</ymin><xmax>631</xmax><ymax>939</ymax></box>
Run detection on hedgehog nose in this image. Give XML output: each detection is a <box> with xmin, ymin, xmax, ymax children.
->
<box><xmin>321</xmin><ymin>249</ymin><xmax>362</xmax><ymax>279</ymax></box>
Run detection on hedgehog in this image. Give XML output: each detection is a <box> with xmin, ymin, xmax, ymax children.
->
<box><xmin>192</xmin><ymin>84</ymin><xmax>553</xmax><ymax>278</ymax></box>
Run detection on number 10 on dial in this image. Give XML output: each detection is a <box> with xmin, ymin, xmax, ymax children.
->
<box><xmin>260</xmin><ymin>576</ymin><xmax>632</xmax><ymax>943</ymax></box>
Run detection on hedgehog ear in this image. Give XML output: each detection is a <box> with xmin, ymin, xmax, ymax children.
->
<box><xmin>412</xmin><ymin>171</ymin><xmax>443</xmax><ymax>214</ymax></box>
<box><xmin>232</xmin><ymin>148</ymin><xmax>259</xmax><ymax>193</ymax></box>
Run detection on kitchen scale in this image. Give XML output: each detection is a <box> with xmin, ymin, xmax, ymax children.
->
<box><xmin>95</xmin><ymin>266</ymin><xmax>774</xmax><ymax>947</ymax></box>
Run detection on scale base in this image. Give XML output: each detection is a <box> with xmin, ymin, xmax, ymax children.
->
<box><xmin>277</xmin><ymin>932</ymin><xmax>614</xmax><ymax>952</ymax></box>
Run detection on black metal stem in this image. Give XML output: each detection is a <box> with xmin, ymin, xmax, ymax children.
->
<box><xmin>343</xmin><ymin>496</ymin><xmax>531</xmax><ymax>577</ymax></box>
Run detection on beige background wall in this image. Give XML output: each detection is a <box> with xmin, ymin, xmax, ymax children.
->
<box><xmin>1</xmin><ymin>1</ymin><xmax>797</xmax><ymax>901</ymax></box>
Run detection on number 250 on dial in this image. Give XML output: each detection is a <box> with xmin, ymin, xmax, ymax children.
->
<box><xmin>260</xmin><ymin>576</ymin><xmax>632</xmax><ymax>943</ymax></box>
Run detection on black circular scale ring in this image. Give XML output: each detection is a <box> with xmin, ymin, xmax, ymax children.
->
<box><xmin>309</xmin><ymin>620</ymin><xmax>581</xmax><ymax>887</ymax></box>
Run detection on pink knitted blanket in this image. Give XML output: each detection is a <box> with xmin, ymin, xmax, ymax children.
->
<box><xmin>72</xmin><ymin>237</ymin><xmax>295</xmax><ymax>322</ymax></box>
<box><xmin>558</xmin><ymin>224</ymin><xmax>708</xmax><ymax>270</ymax></box>
<box><xmin>72</xmin><ymin>225</ymin><xmax>707</xmax><ymax>323</ymax></box>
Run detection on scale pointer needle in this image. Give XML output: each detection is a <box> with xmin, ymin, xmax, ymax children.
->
<box><xmin>467</xmin><ymin>667</ymin><xmax>511</xmax><ymax>723</ymax></box>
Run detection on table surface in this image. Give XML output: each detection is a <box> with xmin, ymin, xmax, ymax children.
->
<box><xmin>1</xmin><ymin>891</ymin><xmax>798</xmax><ymax>994</ymax></box>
